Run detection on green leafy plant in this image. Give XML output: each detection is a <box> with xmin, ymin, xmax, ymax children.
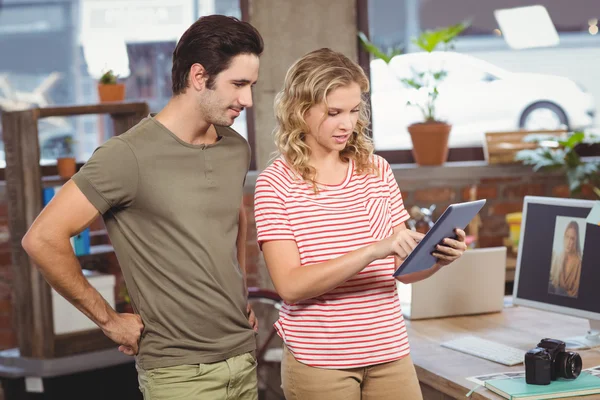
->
<box><xmin>99</xmin><ymin>69</ymin><xmax>119</xmax><ymax>85</ymax></box>
<box><xmin>58</xmin><ymin>136</ymin><xmax>76</xmax><ymax>159</ymax></box>
<box><xmin>411</xmin><ymin>21</ymin><xmax>471</xmax><ymax>52</ymax></box>
<box><xmin>515</xmin><ymin>131</ymin><xmax>600</xmax><ymax>196</ymax></box>
<box><xmin>358</xmin><ymin>32</ymin><xmax>402</xmax><ymax>64</ymax></box>
<box><xmin>359</xmin><ymin>20</ymin><xmax>470</xmax><ymax>123</ymax></box>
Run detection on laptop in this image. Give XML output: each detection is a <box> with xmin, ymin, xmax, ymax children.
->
<box><xmin>397</xmin><ymin>247</ymin><xmax>507</xmax><ymax>320</ymax></box>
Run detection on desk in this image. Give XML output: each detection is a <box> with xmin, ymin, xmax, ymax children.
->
<box><xmin>0</xmin><ymin>347</ymin><xmax>141</xmax><ymax>400</ymax></box>
<box><xmin>406</xmin><ymin>305</ymin><xmax>600</xmax><ymax>400</ymax></box>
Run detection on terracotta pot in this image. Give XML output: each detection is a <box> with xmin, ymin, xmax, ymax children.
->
<box><xmin>57</xmin><ymin>157</ymin><xmax>76</xmax><ymax>179</ymax></box>
<box><xmin>581</xmin><ymin>184</ymin><xmax>600</xmax><ymax>199</ymax></box>
<box><xmin>407</xmin><ymin>122</ymin><xmax>452</xmax><ymax>166</ymax></box>
<box><xmin>97</xmin><ymin>83</ymin><xmax>126</xmax><ymax>102</ymax></box>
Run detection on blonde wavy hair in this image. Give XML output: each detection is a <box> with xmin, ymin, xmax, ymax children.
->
<box><xmin>273</xmin><ymin>48</ymin><xmax>376</xmax><ymax>190</ymax></box>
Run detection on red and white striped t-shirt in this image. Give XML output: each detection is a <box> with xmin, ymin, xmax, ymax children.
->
<box><xmin>254</xmin><ymin>154</ymin><xmax>411</xmax><ymax>369</ymax></box>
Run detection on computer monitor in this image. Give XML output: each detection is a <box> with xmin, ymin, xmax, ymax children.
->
<box><xmin>513</xmin><ymin>196</ymin><xmax>600</xmax><ymax>350</ymax></box>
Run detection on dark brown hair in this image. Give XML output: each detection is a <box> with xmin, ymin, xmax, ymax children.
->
<box><xmin>171</xmin><ymin>15</ymin><xmax>264</xmax><ymax>94</ymax></box>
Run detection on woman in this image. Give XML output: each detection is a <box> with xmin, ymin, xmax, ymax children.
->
<box><xmin>549</xmin><ymin>221</ymin><xmax>583</xmax><ymax>298</ymax></box>
<box><xmin>254</xmin><ymin>48</ymin><xmax>467</xmax><ymax>400</ymax></box>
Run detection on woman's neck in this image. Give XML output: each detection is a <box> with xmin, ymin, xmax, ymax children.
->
<box><xmin>309</xmin><ymin>154</ymin><xmax>349</xmax><ymax>186</ymax></box>
<box><xmin>310</xmin><ymin>153</ymin><xmax>344</xmax><ymax>170</ymax></box>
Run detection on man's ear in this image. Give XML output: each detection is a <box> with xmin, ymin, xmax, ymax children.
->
<box><xmin>189</xmin><ymin>63</ymin><xmax>208</xmax><ymax>91</ymax></box>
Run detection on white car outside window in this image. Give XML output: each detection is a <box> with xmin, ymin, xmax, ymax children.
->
<box><xmin>370</xmin><ymin>52</ymin><xmax>596</xmax><ymax>150</ymax></box>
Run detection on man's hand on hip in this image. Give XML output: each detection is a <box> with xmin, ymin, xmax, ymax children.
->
<box><xmin>101</xmin><ymin>312</ymin><xmax>145</xmax><ymax>356</ymax></box>
<box><xmin>247</xmin><ymin>303</ymin><xmax>258</xmax><ymax>332</ymax></box>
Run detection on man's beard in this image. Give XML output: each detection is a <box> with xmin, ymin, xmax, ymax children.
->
<box><xmin>200</xmin><ymin>101</ymin><xmax>235</xmax><ymax>127</ymax></box>
<box><xmin>210</xmin><ymin>109</ymin><xmax>235</xmax><ymax>126</ymax></box>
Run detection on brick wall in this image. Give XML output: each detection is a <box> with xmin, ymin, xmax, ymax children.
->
<box><xmin>399</xmin><ymin>177</ymin><xmax>558</xmax><ymax>248</ymax></box>
<box><xmin>242</xmin><ymin>163</ymin><xmax>598</xmax><ymax>294</ymax></box>
<box><xmin>0</xmin><ymin>163</ymin><xmax>597</xmax><ymax>352</ymax></box>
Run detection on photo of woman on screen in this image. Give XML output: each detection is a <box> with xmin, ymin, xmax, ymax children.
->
<box><xmin>548</xmin><ymin>219</ymin><xmax>584</xmax><ymax>298</ymax></box>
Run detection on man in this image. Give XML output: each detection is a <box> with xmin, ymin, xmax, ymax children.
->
<box><xmin>22</xmin><ymin>15</ymin><xmax>263</xmax><ymax>399</ymax></box>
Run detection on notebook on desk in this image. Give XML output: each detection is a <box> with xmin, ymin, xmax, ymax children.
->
<box><xmin>484</xmin><ymin>372</ymin><xmax>600</xmax><ymax>399</ymax></box>
<box><xmin>397</xmin><ymin>247</ymin><xmax>507</xmax><ymax>320</ymax></box>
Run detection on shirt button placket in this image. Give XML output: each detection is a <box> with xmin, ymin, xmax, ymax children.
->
<box><xmin>204</xmin><ymin>147</ymin><xmax>215</xmax><ymax>186</ymax></box>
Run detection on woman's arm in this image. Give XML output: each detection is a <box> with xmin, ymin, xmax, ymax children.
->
<box><xmin>262</xmin><ymin>229</ymin><xmax>423</xmax><ymax>304</ymax></box>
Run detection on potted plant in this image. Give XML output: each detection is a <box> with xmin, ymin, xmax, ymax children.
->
<box><xmin>515</xmin><ymin>131</ymin><xmax>600</xmax><ymax>198</ymax></box>
<box><xmin>97</xmin><ymin>69</ymin><xmax>126</xmax><ymax>103</ymax></box>
<box><xmin>57</xmin><ymin>136</ymin><xmax>77</xmax><ymax>179</ymax></box>
<box><xmin>360</xmin><ymin>21</ymin><xmax>470</xmax><ymax>165</ymax></box>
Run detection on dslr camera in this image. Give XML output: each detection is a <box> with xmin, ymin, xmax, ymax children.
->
<box><xmin>525</xmin><ymin>338</ymin><xmax>582</xmax><ymax>385</ymax></box>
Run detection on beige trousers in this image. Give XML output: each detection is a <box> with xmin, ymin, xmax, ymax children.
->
<box><xmin>281</xmin><ymin>345</ymin><xmax>423</xmax><ymax>400</ymax></box>
<box><xmin>136</xmin><ymin>352</ymin><xmax>258</xmax><ymax>400</ymax></box>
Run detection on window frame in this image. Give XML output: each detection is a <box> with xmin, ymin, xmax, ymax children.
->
<box><xmin>360</xmin><ymin>0</ymin><xmax>600</xmax><ymax>164</ymax></box>
<box><xmin>240</xmin><ymin>0</ymin><xmax>257</xmax><ymax>171</ymax></box>
<box><xmin>358</xmin><ymin>0</ymin><xmax>486</xmax><ymax>164</ymax></box>
<box><xmin>0</xmin><ymin>0</ymin><xmax>257</xmax><ymax>175</ymax></box>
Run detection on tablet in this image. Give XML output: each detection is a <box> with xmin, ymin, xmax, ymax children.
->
<box><xmin>393</xmin><ymin>199</ymin><xmax>486</xmax><ymax>277</ymax></box>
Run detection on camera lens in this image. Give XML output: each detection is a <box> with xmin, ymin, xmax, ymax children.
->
<box><xmin>556</xmin><ymin>351</ymin><xmax>582</xmax><ymax>379</ymax></box>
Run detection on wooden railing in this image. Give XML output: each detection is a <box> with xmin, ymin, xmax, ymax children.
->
<box><xmin>1</xmin><ymin>102</ymin><xmax>148</xmax><ymax>358</ymax></box>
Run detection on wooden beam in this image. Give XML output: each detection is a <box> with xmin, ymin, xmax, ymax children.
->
<box><xmin>112</xmin><ymin>105</ymin><xmax>149</xmax><ymax>136</ymax></box>
<box><xmin>37</xmin><ymin>102</ymin><xmax>148</xmax><ymax>118</ymax></box>
<box><xmin>356</xmin><ymin>0</ymin><xmax>373</xmax><ymax>137</ymax></box>
<box><xmin>2</xmin><ymin>109</ymin><xmax>54</xmax><ymax>358</ymax></box>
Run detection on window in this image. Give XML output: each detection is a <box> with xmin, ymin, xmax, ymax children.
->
<box><xmin>367</xmin><ymin>0</ymin><xmax>599</xmax><ymax>161</ymax></box>
<box><xmin>420</xmin><ymin>0</ymin><xmax>599</xmax><ymax>35</ymax></box>
<box><xmin>0</xmin><ymin>0</ymin><xmax>247</xmax><ymax>168</ymax></box>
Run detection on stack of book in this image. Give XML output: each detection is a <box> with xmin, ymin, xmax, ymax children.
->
<box><xmin>484</xmin><ymin>372</ymin><xmax>600</xmax><ymax>399</ymax></box>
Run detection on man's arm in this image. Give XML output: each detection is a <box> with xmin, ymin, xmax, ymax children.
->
<box><xmin>237</xmin><ymin>199</ymin><xmax>248</xmax><ymax>279</ymax></box>
<box><xmin>236</xmin><ymin>199</ymin><xmax>257</xmax><ymax>331</ymax></box>
<box><xmin>22</xmin><ymin>180</ymin><xmax>143</xmax><ymax>355</ymax></box>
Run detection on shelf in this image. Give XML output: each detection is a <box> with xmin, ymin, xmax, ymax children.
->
<box><xmin>38</xmin><ymin>102</ymin><xmax>148</xmax><ymax>118</ymax></box>
<box><xmin>75</xmin><ymin>244</ymin><xmax>114</xmax><ymax>259</ymax></box>
<box><xmin>89</xmin><ymin>229</ymin><xmax>108</xmax><ymax>238</ymax></box>
<box><xmin>77</xmin><ymin>245</ymin><xmax>115</xmax><ymax>273</ymax></box>
<box><xmin>53</xmin><ymin>329</ymin><xmax>115</xmax><ymax>357</ymax></box>
<box><xmin>3</xmin><ymin>101</ymin><xmax>148</xmax><ymax>358</ymax></box>
<box><xmin>41</xmin><ymin>175</ymin><xmax>69</xmax><ymax>188</ymax></box>
<box><xmin>88</xmin><ymin>244</ymin><xmax>114</xmax><ymax>255</ymax></box>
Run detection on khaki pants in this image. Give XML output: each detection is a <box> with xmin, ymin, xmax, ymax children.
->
<box><xmin>136</xmin><ymin>352</ymin><xmax>258</xmax><ymax>400</ymax></box>
<box><xmin>281</xmin><ymin>345</ymin><xmax>423</xmax><ymax>400</ymax></box>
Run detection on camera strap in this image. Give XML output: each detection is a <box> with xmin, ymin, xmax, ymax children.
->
<box><xmin>466</xmin><ymin>384</ymin><xmax>483</xmax><ymax>397</ymax></box>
